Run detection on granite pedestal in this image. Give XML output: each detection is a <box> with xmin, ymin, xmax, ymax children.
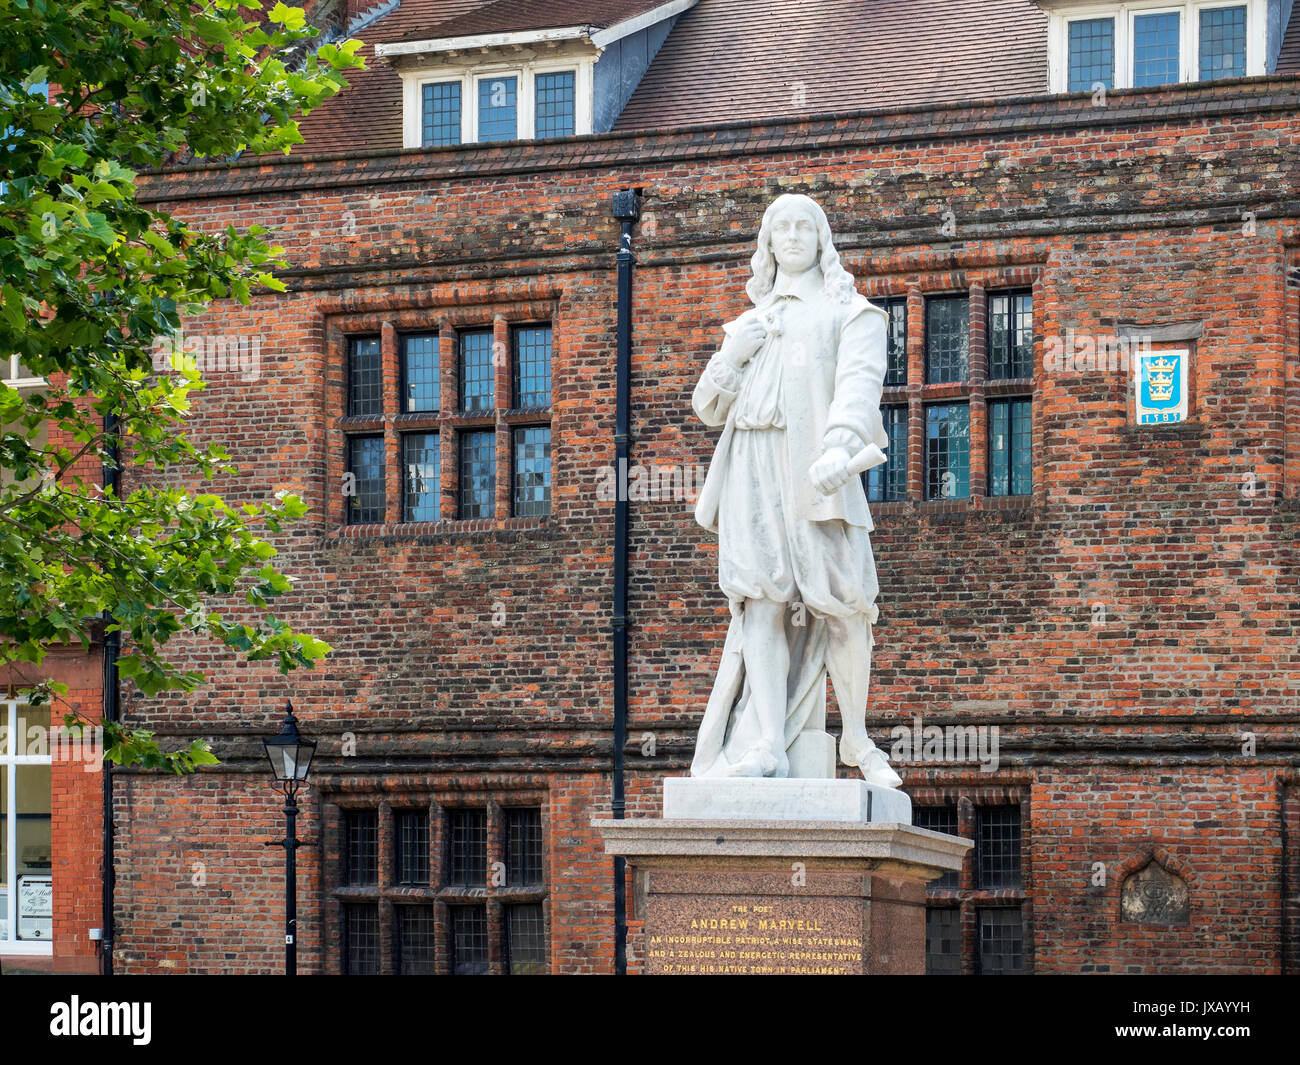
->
<box><xmin>596</xmin><ymin>777</ymin><xmax>971</xmax><ymax>975</ymax></box>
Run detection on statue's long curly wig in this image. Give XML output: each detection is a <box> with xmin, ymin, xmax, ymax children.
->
<box><xmin>745</xmin><ymin>194</ymin><xmax>857</xmax><ymax>307</ymax></box>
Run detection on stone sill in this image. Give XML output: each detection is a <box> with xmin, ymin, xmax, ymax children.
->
<box><xmin>872</xmin><ymin>495</ymin><xmax>1035</xmax><ymax>519</ymax></box>
<box><xmin>330</xmin><ymin>516</ymin><xmax>550</xmax><ymax>542</ymax></box>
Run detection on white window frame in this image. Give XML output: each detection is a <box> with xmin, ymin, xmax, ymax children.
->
<box><xmin>1047</xmin><ymin>0</ymin><xmax>1263</xmax><ymax>93</ymax></box>
<box><xmin>2</xmin><ymin>354</ymin><xmax>44</xmax><ymax>394</ymax></box>
<box><xmin>1129</xmin><ymin>3</ymin><xmax>1193</xmax><ymax>85</ymax></box>
<box><xmin>0</xmin><ymin>699</ymin><xmax>54</xmax><ymax>957</ymax></box>
<box><xmin>401</xmin><ymin>58</ymin><xmax>593</xmax><ymax>149</ymax></box>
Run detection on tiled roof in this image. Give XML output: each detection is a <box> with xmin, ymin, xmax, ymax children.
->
<box><xmin>614</xmin><ymin>0</ymin><xmax>1050</xmax><ymax>131</ymax></box>
<box><xmin>290</xmin><ymin>0</ymin><xmax>1300</xmax><ymax>155</ymax></box>
<box><xmin>1279</xmin><ymin>6</ymin><xmax>1300</xmax><ymax>74</ymax></box>
<box><xmin>395</xmin><ymin>0</ymin><xmax>677</xmax><ymax>41</ymax></box>
<box><xmin>294</xmin><ymin>1</ymin><xmax>490</xmax><ymax>153</ymax></box>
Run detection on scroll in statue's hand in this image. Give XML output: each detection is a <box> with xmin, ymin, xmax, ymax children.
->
<box><xmin>720</xmin><ymin>318</ymin><xmax>767</xmax><ymax>368</ymax></box>
<box><xmin>810</xmin><ymin>446</ymin><xmax>853</xmax><ymax>495</ymax></box>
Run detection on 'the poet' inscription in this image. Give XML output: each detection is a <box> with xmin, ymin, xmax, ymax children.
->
<box><xmin>644</xmin><ymin>898</ymin><xmax>864</xmax><ymax>975</ymax></box>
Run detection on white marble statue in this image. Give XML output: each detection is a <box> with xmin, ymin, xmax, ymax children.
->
<box><xmin>689</xmin><ymin>193</ymin><xmax>902</xmax><ymax>789</ymax></box>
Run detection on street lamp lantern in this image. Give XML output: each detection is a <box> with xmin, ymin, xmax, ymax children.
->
<box><xmin>263</xmin><ymin>703</ymin><xmax>316</xmax><ymax>786</ymax></box>
<box><xmin>263</xmin><ymin>699</ymin><xmax>313</xmax><ymax>976</ymax></box>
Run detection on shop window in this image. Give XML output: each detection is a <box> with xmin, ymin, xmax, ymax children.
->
<box><xmin>0</xmin><ymin>702</ymin><xmax>52</xmax><ymax>954</ymax></box>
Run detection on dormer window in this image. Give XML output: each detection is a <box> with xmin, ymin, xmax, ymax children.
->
<box><xmin>421</xmin><ymin>82</ymin><xmax>461</xmax><ymax>146</ymax></box>
<box><xmin>403</xmin><ymin>62</ymin><xmax>591</xmax><ymax>147</ymax></box>
<box><xmin>535</xmin><ymin>72</ymin><xmax>576</xmax><ymax>138</ymax></box>
<box><xmin>477</xmin><ymin>74</ymin><xmax>518</xmax><ymax>141</ymax></box>
<box><xmin>1045</xmin><ymin>1</ymin><xmax>1264</xmax><ymax>92</ymax></box>
<box><xmin>377</xmin><ymin>0</ymin><xmax>698</xmax><ymax>149</ymax></box>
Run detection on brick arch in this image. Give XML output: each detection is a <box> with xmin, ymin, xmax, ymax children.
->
<box><xmin>1114</xmin><ymin>843</ymin><xmax>1196</xmax><ymax>887</ymax></box>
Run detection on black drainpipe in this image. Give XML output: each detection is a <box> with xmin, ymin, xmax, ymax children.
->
<box><xmin>100</xmin><ymin>410</ymin><xmax>120</xmax><ymax>976</ymax></box>
<box><xmin>610</xmin><ymin>187</ymin><xmax>640</xmax><ymax>976</ymax></box>
<box><xmin>1281</xmin><ymin>772</ymin><xmax>1291</xmax><ymax>976</ymax></box>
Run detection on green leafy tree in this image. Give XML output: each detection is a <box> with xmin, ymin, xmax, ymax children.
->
<box><xmin>0</xmin><ymin>0</ymin><xmax>360</xmax><ymax>771</ymax></box>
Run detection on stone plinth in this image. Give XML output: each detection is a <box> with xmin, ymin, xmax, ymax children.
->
<box><xmin>596</xmin><ymin>818</ymin><xmax>971</xmax><ymax>975</ymax></box>
<box><xmin>663</xmin><ymin>776</ymin><xmax>911</xmax><ymax>823</ymax></box>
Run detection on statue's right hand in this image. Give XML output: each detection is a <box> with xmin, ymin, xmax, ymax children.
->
<box><xmin>720</xmin><ymin>319</ymin><xmax>767</xmax><ymax>367</ymax></box>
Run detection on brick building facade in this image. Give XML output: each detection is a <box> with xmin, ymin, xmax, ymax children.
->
<box><xmin>9</xmin><ymin>0</ymin><xmax>1300</xmax><ymax>975</ymax></box>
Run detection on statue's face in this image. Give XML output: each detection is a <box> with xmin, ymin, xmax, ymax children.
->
<box><xmin>768</xmin><ymin>201</ymin><xmax>820</xmax><ymax>275</ymax></box>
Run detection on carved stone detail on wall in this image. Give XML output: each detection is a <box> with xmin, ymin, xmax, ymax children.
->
<box><xmin>1120</xmin><ymin>861</ymin><xmax>1190</xmax><ymax>925</ymax></box>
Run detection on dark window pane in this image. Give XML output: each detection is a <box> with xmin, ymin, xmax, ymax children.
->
<box><xmin>534</xmin><ymin>71</ymin><xmax>575</xmax><ymax>138</ymax></box>
<box><xmin>421</xmin><ymin>81</ymin><xmax>461</xmax><ymax>146</ymax></box>
<box><xmin>926</xmin><ymin>907</ymin><xmax>962</xmax><ymax>975</ymax></box>
<box><xmin>512</xmin><ymin>426</ymin><xmax>550</xmax><ymax>518</ymax></box>
<box><xmin>978</xmin><ymin>908</ymin><xmax>1026</xmax><ymax>974</ymax></box>
<box><xmin>924</xmin><ymin>403</ymin><xmax>969</xmax><ymax>500</ymax></box>
<box><xmin>446</xmin><ymin>808</ymin><xmax>487</xmax><ymax>887</ymax></box>
<box><xmin>506</xmin><ymin>807</ymin><xmax>544</xmax><ymax>886</ymax></box>
<box><xmin>924</xmin><ymin>296</ymin><xmax>969</xmax><ymax>383</ymax></box>
<box><xmin>989</xmin><ymin>398</ymin><xmax>1032</xmax><ymax>497</ymax></box>
<box><xmin>395</xmin><ymin>810</ymin><xmax>430</xmax><ymax>886</ymax></box>
<box><xmin>512</xmin><ymin>325</ymin><xmax>552</xmax><ymax>407</ymax></box>
<box><xmin>459</xmin><ymin>330</ymin><xmax>495</xmax><ymax>413</ymax></box>
<box><xmin>883</xmin><ymin>297</ymin><xmax>907</xmax><ymax>386</ymax></box>
<box><xmin>1068</xmin><ymin>17</ymin><xmax>1114</xmax><ymax>92</ymax></box>
<box><xmin>866</xmin><ymin>405</ymin><xmax>907</xmax><ymax>503</ymax></box>
<box><xmin>477</xmin><ymin>75</ymin><xmax>517</xmax><ymax>142</ymax></box>
<box><xmin>1133</xmin><ymin>11</ymin><xmax>1180</xmax><ymax>87</ymax></box>
<box><xmin>914</xmin><ymin>806</ymin><xmax>960</xmax><ymax>890</ymax></box>
<box><xmin>977</xmin><ymin>806</ymin><xmax>1022</xmax><ymax>890</ymax></box>
<box><xmin>458</xmin><ymin>430</ymin><xmax>495</xmax><ymax>519</ymax></box>
<box><xmin>402</xmin><ymin>432</ymin><xmax>440</xmax><ymax>522</ymax></box>
<box><xmin>344</xmin><ymin>904</ymin><xmax>380</xmax><ymax>975</ymax></box>
<box><xmin>507</xmin><ymin>903</ymin><xmax>547</xmax><ymax>974</ymax></box>
<box><xmin>347</xmin><ymin>336</ymin><xmax>382</xmax><ymax>416</ymax></box>
<box><xmin>450</xmin><ymin>905</ymin><xmax>489</xmax><ymax>974</ymax></box>
<box><xmin>988</xmin><ymin>291</ymin><xmax>1033</xmax><ymax>379</ymax></box>
<box><xmin>396</xmin><ymin>906</ymin><xmax>437</xmax><ymax>975</ymax></box>
<box><xmin>346</xmin><ymin>435</ymin><xmax>385</xmax><ymax>525</ymax></box>
<box><xmin>1199</xmin><ymin>6</ymin><xmax>1246</xmax><ymax>80</ymax></box>
<box><xmin>345</xmin><ymin>809</ymin><xmax>378</xmax><ymax>885</ymax></box>
<box><xmin>401</xmin><ymin>333</ymin><xmax>439</xmax><ymax>412</ymax></box>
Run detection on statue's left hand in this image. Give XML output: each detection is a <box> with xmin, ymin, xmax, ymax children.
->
<box><xmin>810</xmin><ymin>447</ymin><xmax>853</xmax><ymax>495</ymax></box>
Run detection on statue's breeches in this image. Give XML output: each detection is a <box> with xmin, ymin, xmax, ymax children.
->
<box><xmin>717</xmin><ymin>427</ymin><xmax>878</xmax><ymax>619</ymax></box>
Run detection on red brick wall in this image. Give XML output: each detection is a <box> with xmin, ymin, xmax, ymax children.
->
<box><xmin>48</xmin><ymin>647</ymin><xmax>104</xmax><ymax>974</ymax></box>
<box><xmin>1</xmin><ymin>390</ymin><xmax>106</xmax><ymax>973</ymax></box>
<box><xmin>105</xmin><ymin>79</ymin><xmax>1300</xmax><ymax>973</ymax></box>
<box><xmin>1029</xmin><ymin>768</ymin><xmax>1284</xmax><ymax>974</ymax></box>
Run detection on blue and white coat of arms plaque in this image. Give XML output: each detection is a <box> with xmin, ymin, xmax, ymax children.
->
<box><xmin>1133</xmin><ymin>347</ymin><xmax>1188</xmax><ymax>425</ymax></box>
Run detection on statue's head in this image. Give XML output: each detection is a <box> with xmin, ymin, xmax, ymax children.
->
<box><xmin>746</xmin><ymin>193</ymin><xmax>856</xmax><ymax>306</ymax></box>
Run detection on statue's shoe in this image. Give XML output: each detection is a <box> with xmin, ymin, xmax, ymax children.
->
<box><xmin>724</xmin><ymin>743</ymin><xmax>787</xmax><ymax>778</ymax></box>
<box><xmin>841</xmin><ymin>738</ymin><xmax>903</xmax><ymax>789</ymax></box>
<box><xmin>722</xmin><ymin>752</ymin><xmax>766</xmax><ymax>777</ymax></box>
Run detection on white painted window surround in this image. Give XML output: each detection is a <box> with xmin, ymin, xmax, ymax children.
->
<box><xmin>2</xmin><ymin>355</ymin><xmax>44</xmax><ymax>392</ymax></box>
<box><xmin>399</xmin><ymin>58</ymin><xmax>595</xmax><ymax>148</ymax></box>
<box><xmin>0</xmin><ymin>700</ymin><xmax>53</xmax><ymax>957</ymax></box>
<box><xmin>1045</xmin><ymin>0</ymin><xmax>1265</xmax><ymax>92</ymax></box>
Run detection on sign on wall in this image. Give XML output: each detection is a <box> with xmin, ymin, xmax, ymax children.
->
<box><xmin>18</xmin><ymin>874</ymin><xmax>53</xmax><ymax>940</ymax></box>
<box><xmin>1133</xmin><ymin>347</ymin><xmax>1189</xmax><ymax>425</ymax></box>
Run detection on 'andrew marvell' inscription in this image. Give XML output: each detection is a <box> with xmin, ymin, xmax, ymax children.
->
<box><xmin>645</xmin><ymin>900</ymin><xmax>864</xmax><ymax>975</ymax></box>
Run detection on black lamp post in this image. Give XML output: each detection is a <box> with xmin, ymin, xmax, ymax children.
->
<box><xmin>263</xmin><ymin>700</ymin><xmax>316</xmax><ymax>976</ymax></box>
